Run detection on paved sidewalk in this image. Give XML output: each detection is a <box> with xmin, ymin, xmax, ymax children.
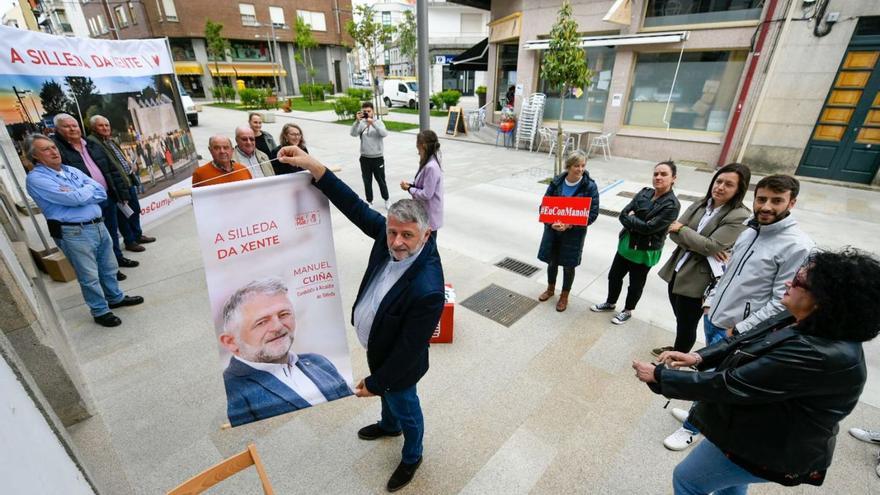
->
<box><xmin>47</xmin><ymin>105</ymin><xmax>880</xmax><ymax>494</ymax></box>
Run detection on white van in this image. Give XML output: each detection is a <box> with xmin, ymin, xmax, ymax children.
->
<box><xmin>382</xmin><ymin>78</ymin><xmax>419</xmax><ymax>108</ymax></box>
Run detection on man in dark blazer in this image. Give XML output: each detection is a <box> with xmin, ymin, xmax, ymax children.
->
<box><xmin>218</xmin><ymin>278</ymin><xmax>351</xmax><ymax>427</ymax></box>
<box><xmin>277</xmin><ymin>145</ymin><xmax>445</xmax><ymax>493</ymax></box>
<box><xmin>51</xmin><ymin>113</ymin><xmax>139</xmax><ymax>278</ymax></box>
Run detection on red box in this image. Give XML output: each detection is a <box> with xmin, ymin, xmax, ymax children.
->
<box><xmin>430</xmin><ymin>284</ymin><xmax>455</xmax><ymax>344</ymax></box>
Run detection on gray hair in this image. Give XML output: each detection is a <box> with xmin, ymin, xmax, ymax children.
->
<box><xmin>221</xmin><ymin>277</ymin><xmax>290</xmax><ymax>336</ymax></box>
<box><xmin>24</xmin><ymin>134</ymin><xmax>55</xmax><ymax>160</ymax></box>
<box><xmin>53</xmin><ymin>113</ymin><xmax>77</xmax><ymax>127</ymax></box>
<box><xmin>208</xmin><ymin>135</ymin><xmax>233</xmax><ymax>148</ymax></box>
<box><xmin>564</xmin><ymin>150</ymin><xmax>587</xmax><ymax>171</ymax></box>
<box><xmin>388</xmin><ymin>199</ymin><xmax>429</xmax><ymax>232</ymax></box>
<box><xmin>234</xmin><ymin>126</ymin><xmax>253</xmax><ymax>138</ymax></box>
<box><xmin>88</xmin><ymin>114</ymin><xmax>109</xmax><ymax>129</ymax></box>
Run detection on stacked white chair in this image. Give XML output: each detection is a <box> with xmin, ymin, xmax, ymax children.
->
<box><xmin>514</xmin><ymin>93</ymin><xmax>546</xmax><ymax>151</ymax></box>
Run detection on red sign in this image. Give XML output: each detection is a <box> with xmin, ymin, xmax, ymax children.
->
<box><xmin>539</xmin><ymin>196</ymin><xmax>592</xmax><ymax>226</ymax></box>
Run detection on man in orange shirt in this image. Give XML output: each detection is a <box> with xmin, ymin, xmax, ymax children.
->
<box><xmin>191</xmin><ymin>135</ymin><xmax>253</xmax><ymax>188</ymax></box>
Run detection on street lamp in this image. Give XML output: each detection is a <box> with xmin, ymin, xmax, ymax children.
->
<box><xmin>12</xmin><ymin>86</ymin><xmax>35</xmax><ymax>124</ymax></box>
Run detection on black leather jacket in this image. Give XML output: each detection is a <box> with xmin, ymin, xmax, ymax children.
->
<box><xmin>618</xmin><ymin>187</ymin><xmax>680</xmax><ymax>251</ymax></box>
<box><xmin>653</xmin><ymin>312</ymin><xmax>867</xmax><ymax>486</ymax></box>
<box><xmin>52</xmin><ymin>135</ymin><xmax>128</xmax><ymax>202</ymax></box>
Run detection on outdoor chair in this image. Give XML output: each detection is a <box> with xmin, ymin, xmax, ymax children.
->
<box><xmin>166</xmin><ymin>443</ymin><xmax>274</xmax><ymax>495</ymax></box>
<box><xmin>466</xmin><ymin>104</ymin><xmax>488</xmax><ymax>131</ymax></box>
<box><xmin>588</xmin><ymin>132</ymin><xmax>613</xmax><ymax>161</ymax></box>
<box><xmin>538</xmin><ymin>127</ymin><xmax>576</xmax><ymax>157</ymax></box>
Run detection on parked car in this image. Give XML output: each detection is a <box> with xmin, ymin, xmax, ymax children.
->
<box><xmin>178</xmin><ymin>83</ymin><xmax>198</xmax><ymax>126</ymax></box>
<box><xmin>382</xmin><ymin>78</ymin><xmax>419</xmax><ymax>109</ymax></box>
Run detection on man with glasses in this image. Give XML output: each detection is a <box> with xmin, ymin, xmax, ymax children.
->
<box><xmin>233</xmin><ymin>126</ymin><xmax>273</xmax><ymax>178</ymax></box>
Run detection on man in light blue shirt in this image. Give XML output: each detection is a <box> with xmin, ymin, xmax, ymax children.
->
<box><xmin>25</xmin><ymin>135</ymin><xmax>144</xmax><ymax>327</ymax></box>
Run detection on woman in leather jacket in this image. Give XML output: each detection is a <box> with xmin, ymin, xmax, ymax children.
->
<box><xmin>633</xmin><ymin>248</ymin><xmax>880</xmax><ymax>494</ymax></box>
<box><xmin>591</xmin><ymin>161</ymin><xmax>680</xmax><ymax>324</ymax></box>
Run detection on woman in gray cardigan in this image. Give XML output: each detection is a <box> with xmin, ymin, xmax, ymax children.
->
<box><xmin>656</xmin><ymin>163</ymin><xmax>752</xmax><ymax>355</ymax></box>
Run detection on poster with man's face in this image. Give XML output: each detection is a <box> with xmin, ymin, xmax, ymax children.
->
<box><xmin>192</xmin><ymin>173</ymin><xmax>353</xmax><ymax>427</ymax></box>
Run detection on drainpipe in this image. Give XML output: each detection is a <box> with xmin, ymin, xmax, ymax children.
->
<box><xmin>717</xmin><ymin>0</ymin><xmax>782</xmax><ymax>167</ymax></box>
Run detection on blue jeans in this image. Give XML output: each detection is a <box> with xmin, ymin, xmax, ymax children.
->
<box><xmin>673</xmin><ymin>439</ymin><xmax>767</xmax><ymax>495</ymax></box>
<box><xmin>100</xmin><ymin>199</ymin><xmax>123</xmax><ymax>261</ymax></box>
<box><xmin>116</xmin><ymin>184</ymin><xmax>143</xmax><ymax>244</ymax></box>
<box><xmin>56</xmin><ymin>223</ymin><xmax>124</xmax><ymax>316</ymax></box>
<box><xmin>378</xmin><ymin>385</ymin><xmax>424</xmax><ymax>464</ymax></box>
<box><xmin>703</xmin><ymin>314</ymin><xmax>727</xmax><ymax>347</ymax></box>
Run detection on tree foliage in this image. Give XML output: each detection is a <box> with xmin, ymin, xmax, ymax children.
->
<box><xmin>540</xmin><ymin>1</ymin><xmax>591</xmax><ymax>174</ymax></box>
<box><xmin>38</xmin><ymin>80</ymin><xmax>70</xmax><ymax>118</ymax></box>
<box><xmin>205</xmin><ymin>20</ymin><xmax>231</xmax><ymax>100</ymax></box>
<box><xmin>64</xmin><ymin>76</ymin><xmax>100</xmax><ymax>120</ymax></box>
<box><xmin>346</xmin><ymin>5</ymin><xmax>395</xmax><ymax>111</ymax></box>
<box><xmin>295</xmin><ymin>15</ymin><xmax>319</xmax><ymax>103</ymax></box>
<box><xmin>398</xmin><ymin>11</ymin><xmax>417</xmax><ymax>76</ymax></box>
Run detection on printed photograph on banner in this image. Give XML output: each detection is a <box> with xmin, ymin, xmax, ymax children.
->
<box><xmin>1</xmin><ymin>72</ymin><xmax>198</xmax><ymax>196</ymax></box>
<box><xmin>192</xmin><ymin>174</ymin><xmax>354</xmax><ymax>427</ymax></box>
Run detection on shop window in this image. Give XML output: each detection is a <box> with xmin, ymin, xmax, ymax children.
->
<box><xmin>539</xmin><ymin>46</ymin><xmax>615</xmax><ymax>124</ymax></box>
<box><xmin>169</xmin><ymin>39</ymin><xmax>196</xmax><ymax>61</ymax></box>
<box><xmin>494</xmin><ymin>43</ymin><xmax>518</xmax><ymax>109</ymax></box>
<box><xmin>230</xmin><ymin>41</ymin><xmax>270</xmax><ymax>62</ymax></box>
<box><xmin>625</xmin><ymin>51</ymin><xmax>747</xmax><ymax>132</ymax></box>
<box><xmin>644</xmin><ymin>0</ymin><xmax>762</xmax><ymax>28</ymax></box>
<box><xmin>240</xmin><ymin>4</ymin><xmax>258</xmax><ymax>27</ymax></box>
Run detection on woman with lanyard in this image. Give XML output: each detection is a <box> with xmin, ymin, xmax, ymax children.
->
<box><xmin>591</xmin><ymin>161</ymin><xmax>680</xmax><ymax>324</ymax></box>
<box><xmin>655</xmin><ymin>163</ymin><xmax>752</xmax><ymax>356</ymax></box>
<box><xmin>400</xmin><ymin>130</ymin><xmax>443</xmax><ymax>241</ymax></box>
<box><xmin>536</xmin><ymin>150</ymin><xmax>600</xmax><ymax>312</ymax></box>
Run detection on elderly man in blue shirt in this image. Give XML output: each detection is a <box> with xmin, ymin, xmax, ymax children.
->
<box><xmin>25</xmin><ymin>135</ymin><xmax>144</xmax><ymax>327</ymax></box>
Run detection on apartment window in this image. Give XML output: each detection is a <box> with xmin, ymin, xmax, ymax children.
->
<box><xmin>538</xmin><ymin>46</ymin><xmax>616</xmax><ymax>124</ymax></box>
<box><xmin>115</xmin><ymin>6</ymin><xmax>129</xmax><ymax>27</ymax></box>
<box><xmin>644</xmin><ymin>0</ymin><xmax>762</xmax><ymax>28</ymax></box>
<box><xmin>96</xmin><ymin>14</ymin><xmax>107</xmax><ymax>34</ymax></box>
<box><xmin>382</xmin><ymin>11</ymin><xmax>391</xmax><ymax>26</ymax></box>
<box><xmin>230</xmin><ymin>40</ymin><xmax>269</xmax><ymax>61</ymax></box>
<box><xmin>625</xmin><ymin>51</ymin><xmax>747</xmax><ymax>132</ymax></box>
<box><xmin>269</xmin><ymin>6</ymin><xmax>287</xmax><ymax>29</ymax></box>
<box><xmin>87</xmin><ymin>18</ymin><xmax>97</xmax><ymax>36</ymax></box>
<box><xmin>460</xmin><ymin>13</ymin><xmax>482</xmax><ymax>34</ymax></box>
<box><xmin>162</xmin><ymin>0</ymin><xmax>178</xmax><ymax>22</ymax></box>
<box><xmin>240</xmin><ymin>3</ymin><xmax>258</xmax><ymax>26</ymax></box>
<box><xmin>128</xmin><ymin>2</ymin><xmax>137</xmax><ymax>25</ymax></box>
<box><xmin>297</xmin><ymin>10</ymin><xmax>327</xmax><ymax>31</ymax></box>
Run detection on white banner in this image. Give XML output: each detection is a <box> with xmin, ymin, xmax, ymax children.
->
<box><xmin>138</xmin><ymin>177</ymin><xmax>192</xmax><ymax>227</ymax></box>
<box><xmin>192</xmin><ymin>174</ymin><xmax>353</xmax><ymax>427</ymax></box>
<box><xmin>0</xmin><ymin>25</ymin><xmax>173</xmax><ymax>77</ymax></box>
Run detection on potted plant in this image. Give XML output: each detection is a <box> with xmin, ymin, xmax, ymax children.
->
<box><xmin>475</xmin><ymin>85</ymin><xmax>487</xmax><ymax>108</ymax></box>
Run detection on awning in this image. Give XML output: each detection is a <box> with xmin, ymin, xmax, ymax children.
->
<box><xmin>174</xmin><ymin>61</ymin><xmax>203</xmax><ymax>75</ymax></box>
<box><xmin>450</xmin><ymin>38</ymin><xmax>488</xmax><ymax>71</ymax></box>
<box><xmin>524</xmin><ymin>31</ymin><xmax>689</xmax><ymax>50</ymax></box>
<box><xmin>208</xmin><ymin>62</ymin><xmax>288</xmax><ymax>77</ymax></box>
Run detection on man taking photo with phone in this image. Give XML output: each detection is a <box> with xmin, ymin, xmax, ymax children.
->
<box><xmin>351</xmin><ymin>101</ymin><xmax>390</xmax><ymax>209</ymax></box>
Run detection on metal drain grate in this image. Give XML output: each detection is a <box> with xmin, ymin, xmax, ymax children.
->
<box><xmin>617</xmin><ymin>191</ymin><xmax>702</xmax><ymax>202</ymax></box>
<box><xmin>460</xmin><ymin>284</ymin><xmax>539</xmax><ymax>327</ymax></box>
<box><xmin>495</xmin><ymin>257</ymin><xmax>540</xmax><ymax>277</ymax></box>
<box><xmin>599</xmin><ymin>208</ymin><xmax>620</xmax><ymax>217</ymax></box>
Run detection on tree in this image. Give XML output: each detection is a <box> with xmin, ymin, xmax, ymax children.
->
<box><xmin>64</xmin><ymin>76</ymin><xmax>100</xmax><ymax>122</ymax></box>
<box><xmin>397</xmin><ymin>10</ymin><xmax>417</xmax><ymax>77</ymax></box>
<box><xmin>294</xmin><ymin>15</ymin><xmax>319</xmax><ymax>103</ymax></box>
<box><xmin>540</xmin><ymin>1</ymin><xmax>591</xmax><ymax>175</ymax></box>
<box><xmin>39</xmin><ymin>80</ymin><xmax>70</xmax><ymax>118</ymax></box>
<box><xmin>205</xmin><ymin>20</ymin><xmax>231</xmax><ymax>101</ymax></box>
<box><xmin>346</xmin><ymin>5</ymin><xmax>395</xmax><ymax>111</ymax></box>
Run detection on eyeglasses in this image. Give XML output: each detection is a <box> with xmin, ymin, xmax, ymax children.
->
<box><xmin>239</xmin><ymin>137</ymin><xmax>255</xmax><ymax>141</ymax></box>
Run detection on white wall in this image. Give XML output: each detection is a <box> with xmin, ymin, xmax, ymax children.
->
<box><xmin>0</xmin><ymin>355</ymin><xmax>94</xmax><ymax>495</ymax></box>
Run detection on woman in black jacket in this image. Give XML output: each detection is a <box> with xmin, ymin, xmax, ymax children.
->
<box><xmin>634</xmin><ymin>248</ymin><xmax>880</xmax><ymax>494</ymax></box>
<box><xmin>536</xmin><ymin>151</ymin><xmax>600</xmax><ymax>312</ymax></box>
<box><xmin>591</xmin><ymin>161</ymin><xmax>680</xmax><ymax>324</ymax></box>
<box><xmin>270</xmin><ymin>123</ymin><xmax>309</xmax><ymax>175</ymax></box>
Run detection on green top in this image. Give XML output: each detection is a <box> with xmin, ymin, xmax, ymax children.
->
<box><xmin>617</xmin><ymin>232</ymin><xmax>663</xmax><ymax>267</ymax></box>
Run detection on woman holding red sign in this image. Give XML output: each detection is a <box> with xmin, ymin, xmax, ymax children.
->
<box><xmin>537</xmin><ymin>151</ymin><xmax>600</xmax><ymax>312</ymax></box>
<box><xmin>591</xmin><ymin>161</ymin><xmax>680</xmax><ymax>324</ymax></box>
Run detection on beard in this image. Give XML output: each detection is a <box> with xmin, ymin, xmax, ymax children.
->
<box><xmin>237</xmin><ymin>330</ymin><xmax>294</xmax><ymax>363</ymax></box>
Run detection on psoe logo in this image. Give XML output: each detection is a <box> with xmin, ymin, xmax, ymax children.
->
<box><xmin>295</xmin><ymin>210</ymin><xmax>320</xmax><ymax>229</ymax></box>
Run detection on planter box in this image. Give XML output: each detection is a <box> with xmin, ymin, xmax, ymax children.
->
<box><xmin>261</xmin><ymin>112</ymin><xmax>276</xmax><ymax>123</ymax></box>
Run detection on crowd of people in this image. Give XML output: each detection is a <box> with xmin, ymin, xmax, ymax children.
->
<box><xmin>21</xmin><ymin>102</ymin><xmax>880</xmax><ymax>494</ymax></box>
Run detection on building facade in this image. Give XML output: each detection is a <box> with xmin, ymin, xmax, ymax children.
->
<box><xmin>31</xmin><ymin>0</ymin><xmax>90</xmax><ymax>37</ymax></box>
<box><xmin>456</xmin><ymin>0</ymin><xmax>880</xmax><ymax>185</ymax></box>
<box><xmin>81</xmin><ymin>0</ymin><xmax>354</xmax><ymax>98</ymax></box>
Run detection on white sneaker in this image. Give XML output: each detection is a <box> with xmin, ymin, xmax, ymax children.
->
<box><xmin>611</xmin><ymin>310</ymin><xmax>632</xmax><ymax>325</ymax></box>
<box><xmin>849</xmin><ymin>427</ymin><xmax>880</xmax><ymax>444</ymax></box>
<box><xmin>670</xmin><ymin>408</ymin><xmax>689</xmax><ymax>424</ymax></box>
<box><xmin>384</xmin><ymin>199</ymin><xmax>391</xmax><ymax>210</ymax></box>
<box><xmin>663</xmin><ymin>427</ymin><xmax>701</xmax><ymax>451</ymax></box>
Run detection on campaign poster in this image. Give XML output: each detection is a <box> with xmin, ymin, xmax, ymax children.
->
<box><xmin>0</xmin><ymin>25</ymin><xmax>197</xmax><ymax>224</ymax></box>
<box><xmin>192</xmin><ymin>174</ymin><xmax>353</xmax><ymax>427</ymax></box>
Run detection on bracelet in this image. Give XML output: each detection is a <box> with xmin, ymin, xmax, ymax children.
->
<box><xmin>689</xmin><ymin>352</ymin><xmax>703</xmax><ymax>366</ymax></box>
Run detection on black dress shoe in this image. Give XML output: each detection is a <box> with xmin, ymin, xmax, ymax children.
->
<box><xmin>137</xmin><ymin>235</ymin><xmax>156</xmax><ymax>243</ymax></box>
<box><xmin>109</xmin><ymin>295</ymin><xmax>144</xmax><ymax>309</ymax></box>
<box><xmin>358</xmin><ymin>423</ymin><xmax>403</xmax><ymax>440</ymax></box>
<box><xmin>118</xmin><ymin>257</ymin><xmax>140</xmax><ymax>268</ymax></box>
<box><xmin>125</xmin><ymin>242</ymin><xmax>146</xmax><ymax>252</ymax></box>
<box><xmin>387</xmin><ymin>457</ymin><xmax>422</xmax><ymax>492</ymax></box>
<box><xmin>94</xmin><ymin>312</ymin><xmax>122</xmax><ymax>327</ymax></box>
<box><xmin>116</xmin><ymin>272</ymin><xmax>127</xmax><ymax>281</ymax></box>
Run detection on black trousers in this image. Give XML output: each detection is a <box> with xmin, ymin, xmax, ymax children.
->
<box><xmin>359</xmin><ymin>156</ymin><xmax>389</xmax><ymax>203</ymax></box>
<box><xmin>606</xmin><ymin>252</ymin><xmax>651</xmax><ymax>311</ymax></box>
<box><xmin>546</xmin><ymin>241</ymin><xmax>575</xmax><ymax>291</ymax></box>
<box><xmin>667</xmin><ymin>278</ymin><xmax>704</xmax><ymax>353</ymax></box>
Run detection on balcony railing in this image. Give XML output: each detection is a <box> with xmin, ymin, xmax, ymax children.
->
<box><xmin>241</xmin><ymin>14</ymin><xmax>259</xmax><ymax>27</ymax></box>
